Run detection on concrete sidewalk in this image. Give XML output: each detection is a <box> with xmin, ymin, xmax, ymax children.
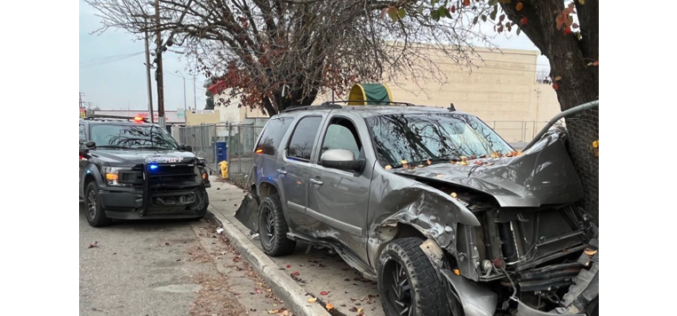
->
<box><xmin>207</xmin><ymin>180</ymin><xmax>385</xmax><ymax>316</ymax></box>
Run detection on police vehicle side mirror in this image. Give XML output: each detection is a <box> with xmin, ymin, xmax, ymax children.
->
<box><xmin>179</xmin><ymin>145</ymin><xmax>193</xmax><ymax>152</ymax></box>
<box><xmin>79</xmin><ymin>146</ymin><xmax>90</xmax><ymax>159</ymax></box>
<box><xmin>85</xmin><ymin>141</ymin><xmax>96</xmax><ymax>149</ymax></box>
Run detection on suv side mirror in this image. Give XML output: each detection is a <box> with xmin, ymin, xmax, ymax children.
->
<box><xmin>85</xmin><ymin>141</ymin><xmax>96</xmax><ymax>149</ymax></box>
<box><xmin>320</xmin><ymin>149</ymin><xmax>364</xmax><ymax>172</ymax></box>
<box><xmin>180</xmin><ymin>145</ymin><xmax>193</xmax><ymax>152</ymax></box>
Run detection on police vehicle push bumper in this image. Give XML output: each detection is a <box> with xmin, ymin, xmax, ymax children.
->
<box><xmin>99</xmin><ymin>157</ymin><xmax>210</xmax><ymax>220</ymax></box>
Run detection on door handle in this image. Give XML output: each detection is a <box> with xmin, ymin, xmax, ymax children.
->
<box><xmin>309</xmin><ymin>178</ymin><xmax>323</xmax><ymax>186</ymax></box>
<box><xmin>277</xmin><ymin>169</ymin><xmax>287</xmax><ymax>175</ymax></box>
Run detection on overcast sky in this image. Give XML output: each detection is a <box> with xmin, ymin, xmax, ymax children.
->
<box><xmin>79</xmin><ymin>0</ymin><xmax>550</xmax><ymax>111</ymax></box>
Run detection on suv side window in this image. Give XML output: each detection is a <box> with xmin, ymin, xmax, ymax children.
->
<box><xmin>255</xmin><ymin>117</ymin><xmax>293</xmax><ymax>155</ymax></box>
<box><xmin>320</xmin><ymin>118</ymin><xmax>362</xmax><ymax>159</ymax></box>
<box><xmin>287</xmin><ymin>116</ymin><xmax>322</xmax><ymax>162</ymax></box>
<box><xmin>79</xmin><ymin>123</ymin><xmax>86</xmax><ymax>143</ymax></box>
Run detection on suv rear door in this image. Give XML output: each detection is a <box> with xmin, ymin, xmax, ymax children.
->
<box><xmin>279</xmin><ymin>115</ymin><xmax>325</xmax><ymax>231</ymax></box>
<box><xmin>306</xmin><ymin>113</ymin><xmax>373</xmax><ymax>264</ymax></box>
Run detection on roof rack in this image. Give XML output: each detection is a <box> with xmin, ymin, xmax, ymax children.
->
<box><xmin>319</xmin><ymin>100</ymin><xmax>416</xmax><ymax>107</ymax></box>
<box><xmin>84</xmin><ymin>114</ymin><xmax>149</xmax><ymax>123</ymax></box>
<box><xmin>282</xmin><ymin>104</ymin><xmax>343</xmax><ymax>113</ymax></box>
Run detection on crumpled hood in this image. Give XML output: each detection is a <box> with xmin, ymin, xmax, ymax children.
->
<box><xmin>91</xmin><ymin>149</ymin><xmax>197</xmax><ymax>165</ymax></box>
<box><xmin>394</xmin><ymin>129</ymin><xmax>584</xmax><ymax>207</ymax></box>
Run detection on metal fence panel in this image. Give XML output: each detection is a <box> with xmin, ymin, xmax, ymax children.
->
<box><xmin>177</xmin><ymin>123</ymin><xmax>263</xmax><ymax>180</ymax></box>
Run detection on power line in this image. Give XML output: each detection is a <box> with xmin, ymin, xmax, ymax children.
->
<box><xmin>80</xmin><ymin>51</ymin><xmax>144</xmax><ymax>64</ymax></box>
<box><xmin>80</xmin><ymin>52</ymin><xmax>145</xmax><ymax>69</ymax></box>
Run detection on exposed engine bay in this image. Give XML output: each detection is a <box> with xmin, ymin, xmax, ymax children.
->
<box><xmin>417</xmin><ymin>179</ymin><xmax>599</xmax><ymax>315</ymax></box>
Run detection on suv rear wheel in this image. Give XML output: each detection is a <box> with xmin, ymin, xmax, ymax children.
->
<box><xmin>258</xmin><ymin>194</ymin><xmax>296</xmax><ymax>256</ymax></box>
<box><xmin>378</xmin><ymin>238</ymin><xmax>451</xmax><ymax>316</ymax></box>
<box><xmin>85</xmin><ymin>182</ymin><xmax>113</xmax><ymax>227</ymax></box>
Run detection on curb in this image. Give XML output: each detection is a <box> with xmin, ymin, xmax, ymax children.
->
<box><xmin>206</xmin><ymin>208</ymin><xmax>329</xmax><ymax>316</ymax></box>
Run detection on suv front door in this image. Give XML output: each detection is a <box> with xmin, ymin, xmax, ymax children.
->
<box><xmin>306</xmin><ymin>114</ymin><xmax>373</xmax><ymax>264</ymax></box>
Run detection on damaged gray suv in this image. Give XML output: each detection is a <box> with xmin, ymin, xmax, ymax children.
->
<box><xmin>236</xmin><ymin>102</ymin><xmax>599</xmax><ymax>316</ymax></box>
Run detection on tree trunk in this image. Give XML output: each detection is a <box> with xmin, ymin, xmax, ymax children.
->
<box><xmin>502</xmin><ymin>0</ymin><xmax>599</xmax><ymax>223</ymax></box>
<box><xmin>265</xmin><ymin>86</ymin><xmax>319</xmax><ymax>115</ymax></box>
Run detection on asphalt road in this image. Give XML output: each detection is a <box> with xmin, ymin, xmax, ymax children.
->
<box><xmin>79</xmin><ymin>202</ymin><xmax>288</xmax><ymax>316</ymax></box>
<box><xmin>79</xmin><ymin>204</ymin><xmax>209</xmax><ymax>316</ymax></box>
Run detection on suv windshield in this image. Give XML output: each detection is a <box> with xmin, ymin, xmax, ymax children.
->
<box><xmin>366</xmin><ymin>113</ymin><xmax>513</xmax><ymax>168</ymax></box>
<box><xmin>90</xmin><ymin>124</ymin><xmax>178</xmax><ymax>150</ymax></box>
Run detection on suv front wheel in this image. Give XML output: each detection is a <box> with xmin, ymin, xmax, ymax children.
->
<box><xmin>85</xmin><ymin>182</ymin><xmax>113</xmax><ymax>227</ymax></box>
<box><xmin>378</xmin><ymin>238</ymin><xmax>451</xmax><ymax>316</ymax></box>
<box><xmin>258</xmin><ymin>194</ymin><xmax>296</xmax><ymax>256</ymax></box>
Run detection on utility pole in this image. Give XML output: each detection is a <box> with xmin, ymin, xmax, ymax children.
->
<box><xmin>193</xmin><ymin>74</ymin><xmax>197</xmax><ymax>110</ymax></box>
<box><xmin>143</xmin><ymin>17</ymin><xmax>155</xmax><ymax>124</ymax></box>
<box><xmin>79</xmin><ymin>92</ymin><xmax>85</xmax><ymax>108</ymax></box>
<box><xmin>154</xmin><ymin>0</ymin><xmax>166</xmax><ymax>128</ymax></box>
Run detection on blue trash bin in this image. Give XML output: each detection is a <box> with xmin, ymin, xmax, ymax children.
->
<box><xmin>214</xmin><ymin>141</ymin><xmax>227</xmax><ymax>163</ymax></box>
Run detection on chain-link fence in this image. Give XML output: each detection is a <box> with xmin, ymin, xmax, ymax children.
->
<box><xmin>177</xmin><ymin>123</ymin><xmax>264</xmax><ymax>186</ymax></box>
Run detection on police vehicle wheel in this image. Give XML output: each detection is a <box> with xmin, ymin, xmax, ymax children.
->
<box><xmin>85</xmin><ymin>182</ymin><xmax>113</xmax><ymax>227</ymax></box>
<box><xmin>188</xmin><ymin>187</ymin><xmax>209</xmax><ymax>221</ymax></box>
<box><xmin>258</xmin><ymin>194</ymin><xmax>296</xmax><ymax>256</ymax></box>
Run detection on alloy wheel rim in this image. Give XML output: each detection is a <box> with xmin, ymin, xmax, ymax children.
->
<box><xmin>384</xmin><ymin>260</ymin><xmax>413</xmax><ymax>316</ymax></box>
<box><xmin>87</xmin><ymin>190</ymin><xmax>97</xmax><ymax>220</ymax></box>
<box><xmin>260</xmin><ymin>207</ymin><xmax>276</xmax><ymax>247</ymax></box>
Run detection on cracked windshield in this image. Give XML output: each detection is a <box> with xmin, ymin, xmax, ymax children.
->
<box><xmin>367</xmin><ymin>113</ymin><xmax>513</xmax><ymax>168</ymax></box>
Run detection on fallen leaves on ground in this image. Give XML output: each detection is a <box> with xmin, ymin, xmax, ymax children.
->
<box><xmin>320</xmin><ymin>291</ymin><xmax>329</xmax><ymax>295</ymax></box>
<box><xmin>187</xmin><ymin>245</ymin><xmax>213</xmax><ymax>263</ymax></box>
<box><xmin>326</xmin><ymin>302</ymin><xmax>334</xmax><ymax>310</ymax></box>
<box><xmin>308</xmin><ymin>297</ymin><xmax>317</xmax><ymax>303</ymax></box>
<box><xmin>189</xmin><ymin>274</ymin><xmax>247</xmax><ymax>316</ymax></box>
<box><xmin>88</xmin><ymin>241</ymin><xmax>98</xmax><ymax>248</ymax></box>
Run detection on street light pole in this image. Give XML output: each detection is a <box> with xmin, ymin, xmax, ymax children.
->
<box><xmin>193</xmin><ymin>75</ymin><xmax>197</xmax><ymax>110</ymax></box>
<box><xmin>176</xmin><ymin>71</ymin><xmax>187</xmax><ymax>110</ymax></box>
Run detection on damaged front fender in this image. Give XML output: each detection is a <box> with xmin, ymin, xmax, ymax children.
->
<box><xmin>371</xmin><ymin>182</ymin><xmax>479</xmax><ymax>251</ymax></box>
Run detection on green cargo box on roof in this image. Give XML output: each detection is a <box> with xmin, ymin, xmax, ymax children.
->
<box><xmin>347</xmin><ymin>83</ymin><xmax>394</xmax><ymax>106</ymax></box>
